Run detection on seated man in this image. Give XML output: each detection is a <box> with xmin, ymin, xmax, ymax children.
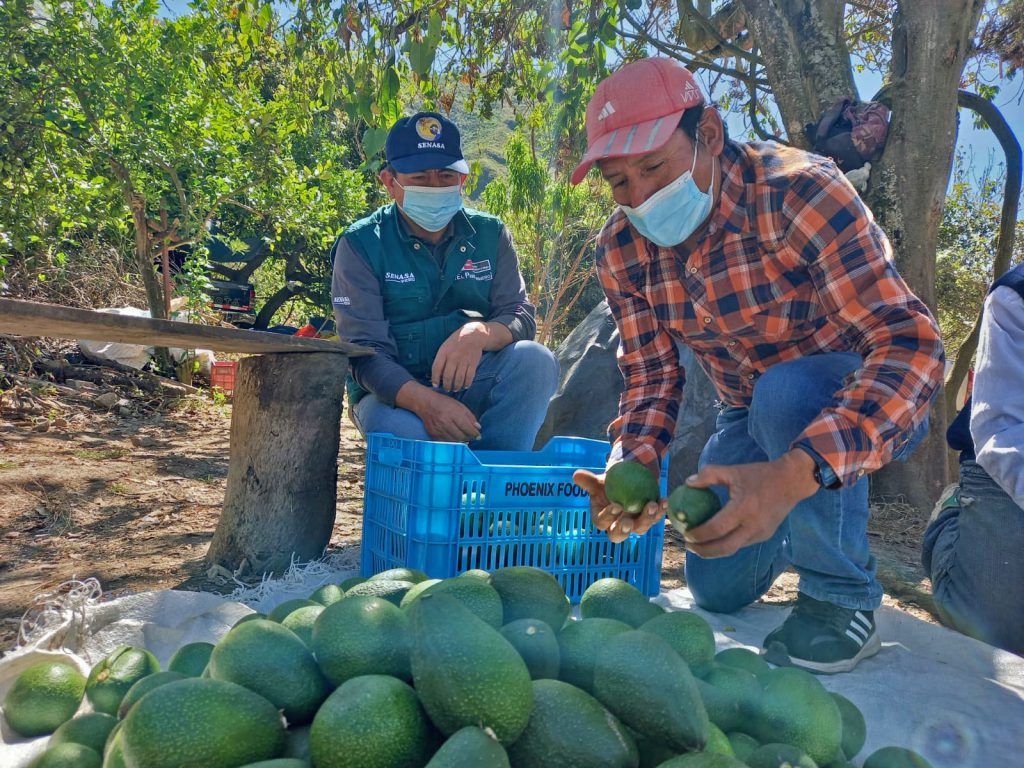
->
<box><xmin>331</xmin><ymin>111</ymin><xmax>558</xmax><ymax>451</ymax></box>
<box><xmin>923</xmin><ymin>261</ymin><xmax>1024</xmax><ymax>654</ymax></box>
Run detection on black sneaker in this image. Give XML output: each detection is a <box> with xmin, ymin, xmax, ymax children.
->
<box><xmin>761</xmin><ymin>593</ymin><xmax>881</xmax><ymax>674</ymax></box>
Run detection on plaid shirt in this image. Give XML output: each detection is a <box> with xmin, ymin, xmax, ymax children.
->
<box><xmin>597</xmin><ymin>141</ymin><xmax>944</xmax><ymax>487</ymax></box>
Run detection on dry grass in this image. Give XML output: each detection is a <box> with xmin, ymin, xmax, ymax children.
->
<box><xmin>868</xmin><ymin>499</ymin><xmax>928</xmax><ymax>548</ymax></box>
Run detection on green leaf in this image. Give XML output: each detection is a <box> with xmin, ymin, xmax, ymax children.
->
<box><xmin>239</xmin><ymin>12</ymin><xmax>251</xmax><ymax>35</ymax></box>
<box><xmin>408</xmin><ymin>40</ymin><xmax>435</xmax><ymax>76</ymax></box>
<box><xmin>427</xmin><ymin>10</ymin><xmax>443</xmax><ymax>45</ymax></box>
<box><xmin>362</xmin><ymin>126</ymin><xmax>388</xmax><ymax>159</ymax></box>
<box><xmin>257</xmin><ymin>4</ymin><xmax>271</xmax><ymax>29</ymax></box>
<box><xmin>380</xmin><ymin>65</ymin><xmax>400</xmax><ymax>105</ymax></box>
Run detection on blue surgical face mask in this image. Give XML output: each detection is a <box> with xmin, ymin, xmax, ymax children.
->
<box><xmin>621</xmin><ymin>138</ymin><xmax>715</xmax><ymax>248</ymax></box>
<box><xmin>396</xmin><ymin>182</ymin><xmax>464</xmax><ymax>232</ymax></box>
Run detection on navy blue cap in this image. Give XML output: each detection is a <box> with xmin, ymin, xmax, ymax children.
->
<box><xmin>385</xmin><ymin>112</ymin><xmax>470</xmax><ymax>174</ymax></box>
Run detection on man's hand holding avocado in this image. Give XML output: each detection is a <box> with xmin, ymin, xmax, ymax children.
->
<box><xmin>573</xmin><ymin>460</ymin><xmax>664</xmax><ymax>544</ymax></box>
<box><xmin>575</xmin><ymin>449</ymin><xmax>821</xmax><ymax>553</ymax></box>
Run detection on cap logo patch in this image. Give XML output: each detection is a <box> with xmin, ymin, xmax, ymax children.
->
<box><xmin>415</xmin><ymin>116</ymin><xmax>443</xmax><ymax>141</ymax></box>
<box><xmin>683</xmin><ymin>82</ymin><xmax>700</xmax><ymax>101</ymax></box>
<box><xmin>598</xmin><ymin>101</ymin><xmax>616</xmax><ymax>121</ymax></box>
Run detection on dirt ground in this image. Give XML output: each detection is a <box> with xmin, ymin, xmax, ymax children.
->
<box><xmin>0</xmin><ymin>338</ymin><xmax>939</xmax><ymax>654</ymax></box>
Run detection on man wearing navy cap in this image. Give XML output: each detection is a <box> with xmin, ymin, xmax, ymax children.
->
<box><xmin>331</xmin><ymin>112</ymin><xmax>558</xmax><ymax>449</ymax></box>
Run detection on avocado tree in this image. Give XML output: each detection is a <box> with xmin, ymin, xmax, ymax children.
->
<box><xmin>0</xmin><ymin>0</ymin><xmax>368</xmax><ymax>325</ymax></box>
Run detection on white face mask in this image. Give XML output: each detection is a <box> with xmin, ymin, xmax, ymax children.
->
<box><xmin>621</xmin><ymin>138</ymin><xmax>715</xmax><ymax>248</ymax></box>
<box><xmin>396</xmin><ymin>182</ymin><xmax>464</xmax><ymax>232</ymax></box>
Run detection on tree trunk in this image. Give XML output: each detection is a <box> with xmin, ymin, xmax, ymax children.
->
<box><xmin>865</xmin><ymin>0</ymin><xmax>984</xmax><ymax>513</ymax></box>
<box><xmin>741</xmin><ymin>0</ymin><xmax>855</xmax><ymax>145</ymax></box>
<box><xmin>206</xmin><ymin>352</ymin><xmax>349</xmax><ymax>576</ymax></box>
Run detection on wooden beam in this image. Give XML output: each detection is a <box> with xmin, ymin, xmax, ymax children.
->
<box><xmin>0</xmin><ymin>298</ymin><xmax>373</xmax><ymax>357</ymax></box>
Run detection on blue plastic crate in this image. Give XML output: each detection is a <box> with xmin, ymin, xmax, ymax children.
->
<box><xmin>360</xmin><ymin>433</ymin><xmax>667</xmax><ymax>603</ymax></box>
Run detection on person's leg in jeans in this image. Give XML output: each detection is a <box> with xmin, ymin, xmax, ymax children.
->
<box><xmin>922</xmin><ymin>461</ymin><xmax>1024</xmax><ymax>654</ymax></box>
<box><xmin>460</xmin><ymin>341</ymin><xmax>559</xmax><ymax>451</ymax></box>
<box><xmin>352</xmin><ymin>393</ymin><xmax>432</xmax><ymax>441</ymax></box>
<box><xmin>353</xmin><ymin>340</ymin><xmax>559</xmax><ymax>451</ymax></box>
<box><xmin>686</xmin><ymin>352</ymin><xmax>892</xmax><ymax>673</ymax></box>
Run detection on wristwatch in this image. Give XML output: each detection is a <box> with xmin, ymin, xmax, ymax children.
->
<box><xmin>812</xmin><ymin>459</ymin><xmax>842</xmax><ymax>490</ymax></box>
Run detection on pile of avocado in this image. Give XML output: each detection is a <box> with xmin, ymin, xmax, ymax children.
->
<box><xmin>3</xmin><ymin>566</ymin><xmax>931</xmax><ymax>768</ymax></box>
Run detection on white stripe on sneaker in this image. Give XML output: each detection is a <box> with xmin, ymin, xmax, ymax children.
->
<box><xmin>854</xmin><ymin>611</ymin><xmax>873</xmax><ymax>630</ymax></box>
<box><xmin>849</xmin><ymin>622</ymin><xmax>869</xmax><ymax>639</ymax></box>
<box><xmin>845</xmin><ymin>629</ymin><xmax>866</xmax><ymax>646</ymax></box>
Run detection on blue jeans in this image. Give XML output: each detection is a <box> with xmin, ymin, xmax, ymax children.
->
<box><xmin>352</xmin><ymin>340</ymin><xmax>559</xmax><ymax>452</ymax></box>
<box><xmin>922</xmin><ymin>461</ymin><xmax>1024</xmax><ymax>654</ymax></box>
<box><xmin>686</xmin><ymin>352</ymin><xmax>927</xmax><ymax>613</ymax></box>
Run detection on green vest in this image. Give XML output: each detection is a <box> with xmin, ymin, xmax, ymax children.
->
<box><xmin>343</xmin><ymin>204</ymin><xmax>504</xmax><ymax>404</ymax></box>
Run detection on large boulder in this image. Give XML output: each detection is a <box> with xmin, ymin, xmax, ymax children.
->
<box><xmin>536</xmin><ymin>300</ymin><xmax>720</xmax><ymax>487</ymax></box>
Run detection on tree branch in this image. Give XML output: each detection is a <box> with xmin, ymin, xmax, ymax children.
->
<box><xmin>615</xmin><ymin>24</ymin><xmax>767</xmax><ymax>84</ymax></box>
<box><xmin>674</xmin><ymin>0</ymin><xmax>757</xmax><ymax>62</ymax></box>
<box><xmin>155</xmin><ymin>157</ymin><xmax>189</xmax><ymax>232</ymax></box>
<box><xmin>746</xmin><ymin>59</ymin><xmax>787</xmax><ymax>143</ymax></box>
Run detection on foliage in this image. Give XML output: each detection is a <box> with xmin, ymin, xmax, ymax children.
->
<box><xmin>0</xmin><ymin>0</ymin><xmax>368</xmax><ymax>326</ymax></box>
<box><xmin>480</xmin><ymin>115</ymin><xmax>610</xmax><ymax>345</ymax></box>
<box><xmin>936</xmin><ymin>153</ymin><xmax>1024</xmax><ymax>355</ymax></box>
<box><xmin>2</xmin><ymin>0</ymin><xmax>1019</xmax><ymax>349</ymax></box>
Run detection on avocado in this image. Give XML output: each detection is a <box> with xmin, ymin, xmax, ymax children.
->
<box><xmin>506</xmin><ymin>679</ymin><xmax>638</xmax><ymax>768</ymax></box>
<box><xmin>309</xmin><ymin>675</ymin><xmax>432</xmax><ymax>768</ymax></box>
<box><xmin>579</xmin><ymin>578</ymin><xmax>664</xmax><ymax>627</ymax></box>
<box><xmin>490</xmin><ymin>566</ymin><xmax>571</xmax><ymax>631</ymax></box>
<box><xmin>3</xmin><ymin>660</ymin><xmax>86</xmax><ymax>737</ymax></box>
<box><xmin>592</xmin><ymin>630</ymin><xmax>708</xmax><ymax>753</ymax></box>
<box><xmin>605</xmin><ymin>460</ymin><xmax>661</xmax><ymax>515</ymax></box>
<box><xmin>749</xmin><ymin>667</ymin><xmax>842</xmax><ymax>766</ymax></box>
<box><xmin>666</xmin><ymin>485</ymin><xmax>721</xmax><ymax>530</ymax></box>
<box><xmin>206</xmin><ymin>619</ymin><xmax>330</xmax><ymax>725</ymax></box>
<box><xmin>558</xmin><ymin>618</ymin><xmax>633</xmax><ymax>693</ymax></box>
<box><xmin>409</xmin><ymin>593</ymin><xmax>533</xmax><ymax>744</ymax></box>
<box><xmin>425</xmin><ymin>725</ymin><xmax>510</xmax><ymax>768</ymax></box>
<box><xmin>119</xmin><ymin>678</ymin><xmax>286</xmax><ymax>768</ymax></box>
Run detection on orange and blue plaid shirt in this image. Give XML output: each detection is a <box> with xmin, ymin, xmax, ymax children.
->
<box><xmin>597</xmin><ymin>141</ymin><xmax>944</xmax><ymax>487</ymax></box>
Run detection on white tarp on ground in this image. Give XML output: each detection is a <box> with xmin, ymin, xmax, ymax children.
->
<box><xmin>1</xmin><ymin>563</ymin><xmax>1022</xmax><ymax>768</ymax></box>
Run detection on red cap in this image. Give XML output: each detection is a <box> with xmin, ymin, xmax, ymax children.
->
<box><xmin>571</xmin><ymin>58</ymin><xmax>704</xmax><ymax>185</ymax></box>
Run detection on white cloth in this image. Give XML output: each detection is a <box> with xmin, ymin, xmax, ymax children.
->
<box><xmin>971</xmin><ymin>285</ymin><xmax>1024</xmax><ymax>509</ymax></box>
<box><xmin>2</xmin><ymin>577</ymin><xmax>1022</xmax><ymax>767</ymax></box>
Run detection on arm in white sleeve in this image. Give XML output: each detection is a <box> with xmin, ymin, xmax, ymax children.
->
<box><xmin>970</xmin><ymin>285</ymin><xmax>1024</xmax><ymax>508</ymax></box>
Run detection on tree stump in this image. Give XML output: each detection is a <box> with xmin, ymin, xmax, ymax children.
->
<box><xmin>206</xmin><ymin>352</ymin><xmax>348</xmax><ymax>576</ymax></box>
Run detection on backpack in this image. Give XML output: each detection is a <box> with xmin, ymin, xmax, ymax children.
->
<box><xmin>805</xmin><ymin>97</ymin><xmax>890</xmax><ymax>172</ymax></box>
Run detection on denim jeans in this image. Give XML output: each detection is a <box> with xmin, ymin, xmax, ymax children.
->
<box><xmin>352</xmin><ymin>340</ymin><xmax>559</xmax><ymax>452</ymax></box>
<box><xmin>922</xmin><ymin>461</ymin><xmax>1024</xmax><ymax>654</ymax></box>
<box><xmin>685</xmin><ymin>352</ymin><xmax>928</xmax><ymax>613</ymax></box>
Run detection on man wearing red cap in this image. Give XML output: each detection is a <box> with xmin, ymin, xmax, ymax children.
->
<box><xmin>572</xmin><ymin>58</ymin><xmax>944</xmax><ymax>673</ymax></box>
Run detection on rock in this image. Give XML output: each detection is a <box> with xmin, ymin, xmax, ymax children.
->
<box><xmin>536</xmin><ymin>300</ymin><xmax>720</xmax><ymax>488</ymax></box>
<box><xmin>64</xmin><ymin>379</ymin><xmax>98</xmax><ymax>391</ymax></box>
<box><xmin>94</xmin><ymin>392</ymin><xmax>120</xmax><ymax>408</ymax></box>
<box><xmin>131</xmin><ymin>435</ymin><xmax>156</xmax><ymax>448</ymax></box>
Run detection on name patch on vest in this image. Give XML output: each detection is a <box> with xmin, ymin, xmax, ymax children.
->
<box><xmin>332</xmin><ymin>295</ymin><xmax>351</xmax><ymax>306</ymax></box>
<box><xmin>456</xmin><ymin>259</ymin><xmax>492</xmax><ymax>281</ymax></box>
<box><xmin>385</xmin><ymin>271</ymin><xmax>416</xmax><ymax>284</ymax></box>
